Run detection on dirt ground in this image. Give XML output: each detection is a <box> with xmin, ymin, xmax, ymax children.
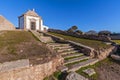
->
<box><xmin>96</xmin><ymin>59</ymin><xmax>120</xmax><ymax>80</ymax></box>
<box><xmin>0</xmin><ymin>31</ymin><xmax>56</xmax><ymax>64</ymax></box>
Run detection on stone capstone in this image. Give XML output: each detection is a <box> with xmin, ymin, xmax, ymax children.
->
<box><xmin>66</xmin><ymin>72</ymin><xmax>88</xmax><ymax>80</ymax></box>
<box><xmin>0</xmin><ymin>59</ymin><xmax>29</xmax><ymax>72</ymax></box>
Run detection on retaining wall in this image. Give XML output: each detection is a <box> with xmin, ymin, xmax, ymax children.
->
<box><xmin>0</xmin><ymin>56</ymin><xmax>63</xmax><ymax>80</ymax></box>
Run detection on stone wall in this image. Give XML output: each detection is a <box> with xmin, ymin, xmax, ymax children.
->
<box><xmin>48</xmin><ymin>29</ymin><xmax>111</xmax><ymax>42</ymax></box>
<box><xmin>0</xmin><ymin>59</ymin><xmax>29</xmax><ymax>73</ymax></box>
<box><xmin>0</xmin><ymin>56</ymin><xmax>63</xmax><ymax>80</ymax></box>
<box><xmin>95</xmin><ymin>46</ymin><xmax>117</xmax><ymax>60</ymax></box>
<box><xmin>0</xmin><ymin>15</ymin><xmax>15</xmax><ymax>31</ymax></box>
<box><xmin>111</xmin><ymin>54</ymin><xmax>120</xmax><ymax>61</ymax></box>
<box><xmin>110</xmin><ymin>35</ymin><xmax>120</xmax><ymax>40</ymax></box>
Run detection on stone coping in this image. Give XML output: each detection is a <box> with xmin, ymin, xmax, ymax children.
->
<box><xmin>0</xmin><ymin>59</ymin><xmax>29</xmax><ymax>73</ymax></box>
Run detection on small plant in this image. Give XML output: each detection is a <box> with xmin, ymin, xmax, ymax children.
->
<box><xmin>54</xmin><ymin>71</ymin><xmax>61</xmax><ymax>79</ymax></box>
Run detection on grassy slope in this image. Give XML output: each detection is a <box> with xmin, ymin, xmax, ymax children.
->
<box><xmin>112</xmin><ymin>40</ymin><xmax>120</xmax><ymax>44</ymax></box>
<box><xmin>48</xmin><ymin>32</ymin><xmax>110</xmax><ymax>49</ymax></box>
<box><xmin>0</xmin><ymin>31</ymin><xmax>52</xmax><ymax>63</ymax></box>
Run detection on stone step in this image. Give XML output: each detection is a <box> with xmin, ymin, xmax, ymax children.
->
<box><xmin>54</xmin><ymin>46</ymin><xmax>73</xmax><ymax>50</ymax></box>
<box><xmin>57</xmin><ymin>65</ymin><xmax>68</xmax><ymax>72</ymax></box>
<box><xmin>61</xmin><ymin>50</ymin><xmax>80</xmax><ymax>55</ymax></box>
<box><xmin>48</xmin><ymin>43</ymin><xmax>70</xmax><ymax>47</ymax></box>
<box><xmin>68</xmin><ymin>59</ymin><xmax>99</xmax><ymax>72</ymax></box>
<box><xmin>57</xmin><ymin>47</ymin><xmax>75</xmax><ymax>53</ymax></box>
<box><xmin>63</xmin><ymin>53</ymin><xmax>84</xmax><ymax>58</ymax></box>
<box><xmin>40</xmin><ymin>36</ymin><xmax>54</xmax><ymax>43</ymax></box>
<box><xmin>64</xmin><ymin>56</ymin><xmax>90</xmax><ymax>65</ymax></box>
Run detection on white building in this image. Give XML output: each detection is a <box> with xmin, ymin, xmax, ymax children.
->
<box><xmin>18</xmin><ymin>9</ymin><xmax>48</xmax><ymax>32</ymax></box>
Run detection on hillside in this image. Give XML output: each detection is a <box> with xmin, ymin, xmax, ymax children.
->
<box><xmin>48</xmin><ymin>32</ymin><xmax>111</xmax><ymax>50</ymax></box>
<box><xmin>0</xmin><ymin>31</ymin><xmax>54</xmax><ymax>64</ymax></box>
<box><xmin>113</xmin><ymin>40</ymin><xmax>120</xmax><ymax>44</ymax></box>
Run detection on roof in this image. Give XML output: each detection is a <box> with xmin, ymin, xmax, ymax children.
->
<box><xmin>19</xmin><ymin>9</ymin><xmax>41</xmax><ymax>18</ymax></box>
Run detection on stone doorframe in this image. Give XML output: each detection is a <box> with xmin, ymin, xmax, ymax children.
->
<box><xmin>30</xmin><ymin>19</ymin><xmax>36</xmax><ymax>30</ymax></box>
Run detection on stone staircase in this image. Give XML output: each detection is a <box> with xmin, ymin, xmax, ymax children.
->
<box><xmin>31</xmin><ymin>31</ymin><xmax>99</xmax><ymax>72</ymax></box>
<box><xmin>48</xmin><ymin>43</ymin><xmax>99</xmax><ymax>72</ymax></box>
<box><xmin>30</xmin><ymin>30</ymin><xmax>54</xmax><ymax>43</ymax></box>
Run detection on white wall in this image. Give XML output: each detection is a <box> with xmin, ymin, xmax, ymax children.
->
<box><xmin>19</xmin><ymin>15</ymin><xmax>49</xmax><ymax>31</ymax></box>
<box><xmin>26</xmin><ymin>16</ymin><xmax>40</xmax><ymax>30</ymax></box>
<box><xmin>40</xmin><ymin>20</ymin><xmax>49</xmax><ymax>31</ymax></box>
<box><xmin>19</xmin><ymin>16</ymin><xmax>24</xmax><ymax>29</ymax></box>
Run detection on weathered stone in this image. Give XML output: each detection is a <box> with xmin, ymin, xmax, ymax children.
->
<box><xmin>0</xmin><ymin>59</ymin><xmax>29</xmax><ymax>72</ymax></box>
<box><xmin>83</xmin><ymin>68</ymin><xmax>96</xmax><ymax>76</ymax></box>
<box><xmin>0</xmin><ymin>15</ymin><xmax>15</xmax><ymax>31</ymax></box>
<box><xmin>48</xmin><ymin>29</ymin><xmax>111</xmax><ymax>42</ymax></box>
<box><xmin>66</xmin><ymin>72</ymin><xmax>88</xmax><ymax>80</ymax></box>
<box><xmin>48</xmin><ymin>43</ymin><xmax>70</xmax><ymax>47</ymax></box>
<box><xmin>58</xmin><ymin>65</ymin><xmax>68</xmax><ymax>72</ymax></box>
<box><xmin>30</xmin><ymin>30</ymin><xmax>54</xmax><ymax>43</ymax></box>
<box><xmin>57</xmin><ymin>47</ymin><xmax>75</xmax><ymax>53</ymax></box>
<box><xmin>97</xmin><ymin>46</ymin><xmax>117</xmax><ymax>60</ymax></box>
<box><xmin>54</xmin><ymin>46</ymin><xmax>72</xmax><ymax>50</ymax></box>
<box><xmin>69</xmin><ymin>59</ymin><xmax>99</xmax><ymax>72</ymax></box>
<box><xmin>63</xmin><ymin>53</ymin><xmax>83</xmax><ymax>58</ymax></box>
<box><xmin>64</xmin><ymin>56</ymin><xmax>89</xmax><ymax>65</ymax></box>
<box><xmin>0</xmin><ymin>56</ymin><xmax>63</xmax><ymax>80</ymax></box>
<box><xmin>67</xmin><ymin>40</ymin><xmax>95</xmax><ymax>57</ymax></box>
<box><xmin>61</xmin><ymin>50</ymin><xmax>79</xmax><ymax>55</ymax></box>
<box><xmin>111</xmin><ymin>54</ymin><xmax>120</xmax><ymax>61</ymax></box>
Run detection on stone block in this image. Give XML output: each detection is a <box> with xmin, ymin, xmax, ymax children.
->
<box><xmin>0</xmin><ymin>59</ymin><xmax>29</xmax><ymax>72</ymax></box>
<box><xmin>58</xmin><ymin>66</ymin><xmax>68</xmax><ymax>72</ymax></box>
<box><xmin>83</xmin><ymin>68</ymin><xmax>96</xmax><ymax>76</ymax></box>
<box><xmin>66</xmin><ymin>72</ymin><xmax>88</xmax><ymax>80</ymax></box>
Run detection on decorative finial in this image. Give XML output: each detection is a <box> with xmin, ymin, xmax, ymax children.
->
<box><xmin>32</xmin><ymin>8</ymin><xmax>35</xmax><ymax>11</ymax></box>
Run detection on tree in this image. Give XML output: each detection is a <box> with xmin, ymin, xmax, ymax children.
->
<box><xmin>75</xmin><ymin>30</ymin><xmax>83</xmax><ymax>35</ymax></box>
<box><xmin>67</xmin><ymin>25</ymin><xmax>78</xmax><ymax>32</ymax></box>
<box><xmin>98</xmin><ymin>30</ymin><xmax>111</xmax><ymax>36</ymax></box>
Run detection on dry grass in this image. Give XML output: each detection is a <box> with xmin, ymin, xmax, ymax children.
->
<box><xmin>48</xmin><ymin>32</ymin><xmax>111</xmax><ymax>50</ymax></box>
<box><xmin>112</xmin><ymin>40</ymin><xmax>120</xmax><ymax>44</ymax></box>
<box><xmin>0</xmin><ymin>31</ymin><xmax>54</xmax><ymax>64</ymax></box>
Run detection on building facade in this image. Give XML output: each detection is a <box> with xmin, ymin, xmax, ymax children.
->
<box><xmin>18</xmin><ymin>9</ymin><xmax>48</xmax><ymax>31</ymax></box>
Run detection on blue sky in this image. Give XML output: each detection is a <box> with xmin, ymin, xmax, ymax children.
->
<box><xmin>0</xmin><ymin>0</ymin><xmax>120</xmax><ymax>32</ymax></box>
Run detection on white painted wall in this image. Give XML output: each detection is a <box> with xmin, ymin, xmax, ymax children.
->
<box><xmin>19</xmin><ymin>16</ymin><xmax>24</xmax><ymax>29</ymax></box>
<box><xmin>19</xmin><ymin>15</ymin><xmax>49</xmax><ymax>31</ymax></box>
<box><xmin>40</xmin><ymin>20</ymin><xmax>49</xmax><ymax>31</ymax></box>
<box><xmin>26</xmin><ymin>16</ymin><xmax>40</xmax><ymax>30</ymax></box>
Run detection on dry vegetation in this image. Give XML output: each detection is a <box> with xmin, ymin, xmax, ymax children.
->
<box><xmin>48</xmin><ymin>32</ymin><xmax>111</xmax><ymax>50</ymax></box>
<box><xmin>0</xmin><ymin>31</ymin><xmax>54</xmax><ymax>64</ymax></box>
<box><xmin>95</xmin><ymin>58</ymin><xmax>120</xmax><ymax>80</ymax></box>
<box><xmin>112</xmin><ymin>40</ymin><xmax>120</xmax><ymax>44</ymax></box>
